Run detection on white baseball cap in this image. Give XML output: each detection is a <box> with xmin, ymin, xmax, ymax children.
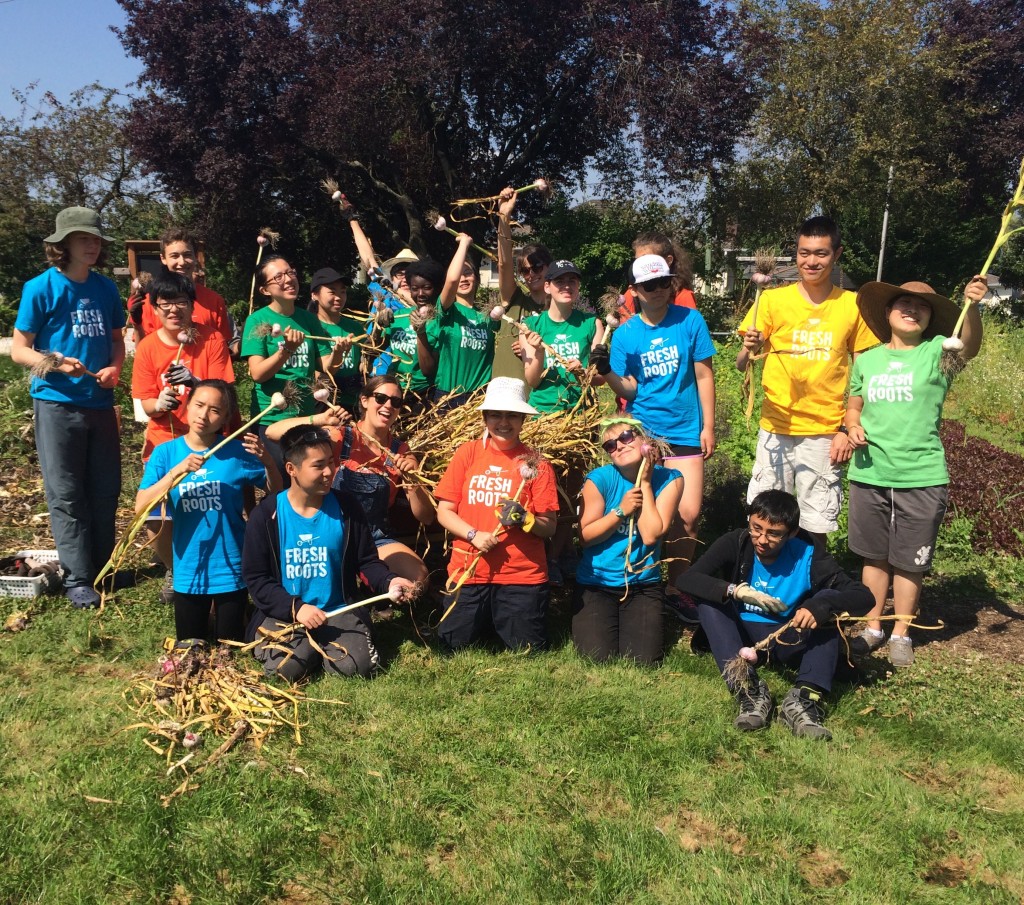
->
<box><xmin>631</xmin><ymin>254</ymin><xmax>672</xmax><ymax>285</ymax></box>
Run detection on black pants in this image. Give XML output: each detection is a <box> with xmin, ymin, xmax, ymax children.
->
<box><xmin>572</xmin><ymin>584</ymin><xmax>664</xmax><ymax>665</ymax></box>
<box><xmin>697</xmin><ymin>590</ymin><xmax>842</xmax><ymax>691</ymax></box>
<box><xmin>173</xmin><ymin>588</ymin><xmax>248</xmax><ymax>642</ymax></box>
<box><xmin>438</xmin><ymin>583</ymin><xmax>548</xmax><ymax>652</ymax></box>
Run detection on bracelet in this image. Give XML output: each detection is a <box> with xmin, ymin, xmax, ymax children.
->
<box><xmin>308</xmin><ymin>415</ymin><xmax>315</xmax><ymax>425</ymax></box>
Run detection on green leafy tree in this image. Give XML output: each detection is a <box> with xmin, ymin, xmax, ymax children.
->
<box><xmin>710</xmin><ymin>0</ymin><xmax>1020</xmax><ymax>293</ymax></box>
<box><xmin>0</xmin><ymin>84</ymin><xmax>169</xmax><ymax>329</ymax></box>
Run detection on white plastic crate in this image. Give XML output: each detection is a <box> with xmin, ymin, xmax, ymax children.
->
<box><xmin>0</xmin><ymin>550</ymin><xmax>63</xmax><ymax>599</ymax></box>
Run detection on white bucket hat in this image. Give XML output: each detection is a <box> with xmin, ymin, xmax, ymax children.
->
<box><xmin>477</xmin><ymin>377</ymin><xmax>538</xmax><ymax>415</ymax></box>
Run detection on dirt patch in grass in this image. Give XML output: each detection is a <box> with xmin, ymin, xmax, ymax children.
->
<box><xmin>656</xmin><ymin>808</ymin><xmax>747</xmax><ymax>855</ymax></box>
<box><xmin>922</xmin><ymin>852</ymin><xmax>981</xmax><ymax>887</ymax></box>
<box><xmin>798</xmin><ymin>847</ymin><xmax>850</xmax><ymax>888</ymax></box>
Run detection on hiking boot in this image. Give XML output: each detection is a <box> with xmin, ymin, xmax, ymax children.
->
<box><xmin>160</xmin><ymin>569</ymin><xmax>175</xmax><ymax>604</ymax></box>
<box><xmin>734</xmin><ymin>679</ymin><xmax>774</xmax><ymax>732</ymax></box>
<box><xmin>664</xmin><ymin>589</ymin><xmax>700</xmax><ymax>625</ymax></box>
<box><xmin>888</xmin><ymin>634</ymin><xmax>914</xmax><ymax>669</ymax></box>
<box><xmin>778</xmin><ymin>686</ymin><xmax>832</xmax><ymax>740</ymax></box>
<box><xmin>848</xmin><ymin>627</ymin><xmax>885</xmax><ymax>659</ymax></box>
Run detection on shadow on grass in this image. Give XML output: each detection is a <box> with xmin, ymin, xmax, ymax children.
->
<box><xmin>919</xmin><ymin>568</ymin><xmax>1023</xmax><ymax>648</ymax></box>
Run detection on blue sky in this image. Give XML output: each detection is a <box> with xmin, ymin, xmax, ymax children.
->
<box><xmin>0</xmin><ymin>0</ymin><xmax>142</xmax><ymax>119</ymax></box>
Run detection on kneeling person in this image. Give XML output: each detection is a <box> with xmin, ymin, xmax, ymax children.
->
<box><xmin>242</xmin><ymin>425</ymin><xmax>413</xmax><ymax>681</ymax></box>
<box><xmin>676</xmin><ymin>490</ymin><xmax>871</xmax><ymax>740</ymax></box>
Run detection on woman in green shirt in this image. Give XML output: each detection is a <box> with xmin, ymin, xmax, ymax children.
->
<box><xmin>844</xmin><ymin>276</ymin><xmax>986</xmax><ymax>667</ymax></box>
<box><xmin>417</xmin><ymin>233</ymin><xmax>498</xmax><ymax>412</ymax></box>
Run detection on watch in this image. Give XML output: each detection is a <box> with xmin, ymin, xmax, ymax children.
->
<box><xmin>612</xmin><ymin>506</ymin><xmax>626</xmax><ymax>519</ymax></box>
<box><xmin>466</xmin><ymin>529</ymin><xmax>478</xmax><ymax>543</ymax></box>
<box><xmin>836</xmin><ymin>425</ymin><xmax>849</xmax><ymax>435</ymax></box>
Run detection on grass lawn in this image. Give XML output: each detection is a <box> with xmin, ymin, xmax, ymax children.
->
<box><xmin>2</xmin><ymin>321</ymin><xmax>1023</xmax><ymax>904</ymax></box>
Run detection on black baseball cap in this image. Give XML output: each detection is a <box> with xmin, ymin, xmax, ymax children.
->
<box><xmin>310</xmin><ymin>267</ymin><xmax>351</xmax><ymax>291</ymax></box>
<box><xmin>545</xmin><ymin>260</ymin><xmax>582</xmax><ymax>281</ymax></box>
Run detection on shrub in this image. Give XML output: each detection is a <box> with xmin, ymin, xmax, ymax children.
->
<box><xmin>942</xmin><ymin>420</ymin><xmax>1024</xmax><ymax>557</ymax></box>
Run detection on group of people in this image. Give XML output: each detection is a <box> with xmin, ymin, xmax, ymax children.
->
<box><xmin>11</xmin><ymin>202</ymin><xmax>987</xmax><ymax>740</ymax></box>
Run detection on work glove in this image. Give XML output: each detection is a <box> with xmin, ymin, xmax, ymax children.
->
<box><xmin>496</xmin><ymin>498</ymin><xmax>535</xmax><ymax>533</ymax></box>
<box><xmin>590</xmin><ymin>343</ymin><xmax>612</xmax><ymax>376</ymax></box>
<box><xmin>732</xmin><ymin>582</ymin><xmax>786</xmax><ymax>615</ymax></box>
<box><xmin>165</xmin><ymin>362</ymin><xmax>198</xmax><ymax>388</ymax></box>
<box><xmin>154</xmin><ymin>386</ymin><xmax>181</xmax><ymax>413</ymax></box>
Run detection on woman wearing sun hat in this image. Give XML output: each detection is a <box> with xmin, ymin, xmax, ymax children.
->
<box><xmin>433</xmin><ymin>377</ymin><xmax>560</xmax><ymax>651</ymax></box>
<box><xmin>845</xmin><ymin>276</ymin><xmax>987</xmax><ymax>668</ymax></box>
<box><xmin>11</xmin><ymin>207</ymin><xmax>126</xmax><ymax>609</ymax></box>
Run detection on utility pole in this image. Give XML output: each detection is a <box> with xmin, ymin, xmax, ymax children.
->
<box><xmin>877</xmin><ymin>165</ymin><xmax>895</xmax><ymax>281</ymax></box>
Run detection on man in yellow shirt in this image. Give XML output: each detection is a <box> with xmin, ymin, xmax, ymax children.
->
<box><xmin>736</xmin><ymin>217</ymin><xmax>877</xmax><ymax>540</ymax></box>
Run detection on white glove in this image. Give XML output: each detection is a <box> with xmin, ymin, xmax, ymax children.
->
<box><xmin>732</xmin><ymin>582</ymin><xmax>786</xmax><ymax>614</ymax></box>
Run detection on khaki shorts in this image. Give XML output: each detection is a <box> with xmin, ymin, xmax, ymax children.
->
<box><xmin>747</xmin><ymin>429</ymin><xmax>842</xmax><ymax>534</ymax></box>
<box><xmin>847</xmin><ymin>482</ymin><xmax>948</xmax><ymax>572</ymax></box>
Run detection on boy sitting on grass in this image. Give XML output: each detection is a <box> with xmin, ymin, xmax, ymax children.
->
<box><xmin>675</xmin><ymin>490</ymin><xmax>872</xmax><ymax>740</ymax></box>
<box><xmin>242</xmin><ymin>425</ymin><xmax>414</xmax><ymax>681</ymax></box>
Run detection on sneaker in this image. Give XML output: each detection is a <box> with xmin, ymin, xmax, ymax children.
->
<box><xmin>66</xmin><ymin>585</ymin><xmax>100</xmax><ymax>610</ymax></box>
<box><xmin>888</xmin><ymin>635</ymin><xmax>914</xmax><ymax>669</ymax></box>
<box><xmin>664</xmin><ymin>589</ymin><xmax>700</xmax><ymax>625</ymax></box>
<box><xmin>734</xmin><ymin>679</ymin><xmax>774</xmax><ymax>732</ymax></box>
<box><xmin>848</xmin><ymin>627</ymin><xmax>885</xmax><ymax>659</ymax></box>
<box><xmin>778</xmin><ymin>686</ymin><xmax>832</xmax><ymax>740</ymax></box>
<box><xmin>160</xmin><ymin>569</ymin><xmax>175</xmax><ymax>604</ymax></box>
<box><xmin>546</xmin><ymin>558</ymin><xmax>565</xmax><ymax>588</ymax></box>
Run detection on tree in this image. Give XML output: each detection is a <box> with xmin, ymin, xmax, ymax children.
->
<box><xmin>0</xmin><ymin>84</ymin><xmax>168</xmax><ymax>328</ymax></box>
<box><xmin>707</xmin><ymin>0</ymin><xmax>1022</xmax><ymax>292</ymax></box>
<box><xmin>115</xmin><ymin>0</ymin><xmax>770</xmax><ymax>272</ymax></box>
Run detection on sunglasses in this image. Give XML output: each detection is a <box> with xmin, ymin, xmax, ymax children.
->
<box><xmin>520</xmin><ymin>263</ymin><xmax>547</xmax><ymax>275</ymax></box>
<box><xmin>602</xmin><ymin>429</ymin><xmax>637</xmax><ymax>453</ymax></box>
<box><xmin>639</xmin><ymin>276</ymin><xmax>673</xmax><ymax>291</ymax></box>
<box><xmin>371</xmin><ymin>391</ymin><xmax>404</xmax><ymax>408</ymax></box>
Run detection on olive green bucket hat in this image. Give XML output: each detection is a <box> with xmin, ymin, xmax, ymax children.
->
<box><xmin>44</xmin><ymin>207</ymin><xmax>113</xmax><ymax>244</ymax></box>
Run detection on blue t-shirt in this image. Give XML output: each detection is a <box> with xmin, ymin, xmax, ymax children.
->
<box><xmin>140</xmin><ymin>437</ymin><xmax>267</xmax><ymax>594</ymax></box>
<box><xmin>15</xmin><ymin>267</ymin><xmax>125</xmax><ymax>408</ymax></box>
<box><xmin>740</xmin><ymin>536</ymin><xmax>814</xmax><ymax>625</ymax></box>
<box><xmin>276</xmin><ymin>490</ymin><xmax>346</xmax><ymax>610</ymax></box>
<box><xmin>609</xmin><ymin>306</ymin><xmax>716</xmax><ymax>446</ymax></box>
<box><xmin>576</xmin><ymin>463</ymin><xmax>682</xmax><ymax>587</ymax></box>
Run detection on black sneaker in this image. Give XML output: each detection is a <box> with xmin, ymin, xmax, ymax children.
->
<box><xmin>778</xmin><ymin>686</ymin><xmax>832</xmax><ymax>740</ymax></box>
<box><xmin>734</xmin><ymin>679</ymin><xmax>774</xmax><ymax>732</ymax></box>
<box><xmin>664</xmin><ymin>589</ymin><xmax>700</xmax><ymax>625</ymax></box>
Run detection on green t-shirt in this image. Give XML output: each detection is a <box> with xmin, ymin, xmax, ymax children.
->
<box><xmin>426</xmin><ymin>301</ymin><xmax>499</xmax><ymax>394</ymax></box>
<box><xmin>523</xmin><ymin>308</ymin><xmax>599</xmax><ymax>412</ymax></box>
<box><xmin>382</xmin><ymin>309</ymin><xmax>431</xmax><ymax>393</ymax></box>
<box><xmin>491</xmin><ymin>287</ymin><xmax>545</xmax><ymax>381</ymax></box>
<box><xmin>315</xmin><ymin>313</ymin><xmax>364</xmax><ymax>408</ymax></box>
<box><xmin>241</xmin><ymin>304</ymin><xmax>322</xmax><ymax>422</ymax></box>
<box><xmin>847</xmin><ymin>335</ymin><xmax>950</xmax><ymax>487</ymax></box>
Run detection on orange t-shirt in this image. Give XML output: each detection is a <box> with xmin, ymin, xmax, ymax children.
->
<box><xmin>621</xmin><ymin>286</ymin><xmax>696</xmax><ymax>317</ymax></box>
<box><xmin>138</xmin><ymin>283</ymin><xmax>232</xmax><ymax>345</ymax></box>
<box><xmin>434</xmin><ymin>439</ymin><xmax>559</xmax><ymax>586</ymax></box>
<box><xmin>327</xmin><ymin>424</ymin><xmax>409</xmax><ymax>507</ymax></box>
<box><xmin>132</xmin><ymin>324</ymin><xmax>235</xmax><ymax>460</ymax></box>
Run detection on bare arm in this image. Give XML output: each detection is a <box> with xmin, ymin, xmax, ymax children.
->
<box><xmin>496</xmin><ymin>187</ymin><xmax>518</xmax><ymax>305</ymax></box>
<box><xmin>637</xmin><ymin>472</ymin><xmax>683</xmax><ymax>547</ymax></box>
<box><xmin>436</xmin><ymin>499</ymin><xmax>498</xmax><ymax>553</ymax></box>
<box><xmin>440</xmin><ymin>233</ymin><xmax>473</xmax><ymax>309</ymax></box>
<box><xmin>959</xmin><ymin>275</ymin><xmax>987</xmax><ymax>360</ymax></box>
<box><xmin>695</xmin><ymin>358</ymin><xmax>716</xmax><ymax>459</ymax></box>
<box><xmin>248</xmin><ymin>327</ymin><xmax>304</xmax><ymax>383</ymax></box>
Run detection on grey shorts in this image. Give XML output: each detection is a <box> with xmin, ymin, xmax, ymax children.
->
<box><xmin>847</xmin><ymin>482</ymin><xmax>948</xmax><ymax>572</ymax></box>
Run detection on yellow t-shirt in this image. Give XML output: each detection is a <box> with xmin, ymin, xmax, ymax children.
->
<box><xmin>739</xmin><ymin>282</ymin><xmax>878</xmax><ymax>436</ymax></box>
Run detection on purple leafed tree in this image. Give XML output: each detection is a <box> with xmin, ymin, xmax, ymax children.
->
<box><xmin>116</xmin><ymin>0</ymin><xmax>769</xmax><ymax>263</ymax></box>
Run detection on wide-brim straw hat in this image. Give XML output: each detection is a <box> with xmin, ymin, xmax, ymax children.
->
<box><xmin>857</xmin><ymin>280</ymin><xmax>959</xmax><ymax>343</ymax></box>
<box><xmin>45</xmin><ymin>206</ymin><xmax>113</xmax><ymax>244</ymax></box>
<box><xmin>477</xmin><ymin>377</ymin><xmax>538</xmax><ymax>415</ymax></box>
<box><xmin>381</xmin><ymin>248</ymin><xmax>419</xmax><ymax>276</ymax></box>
